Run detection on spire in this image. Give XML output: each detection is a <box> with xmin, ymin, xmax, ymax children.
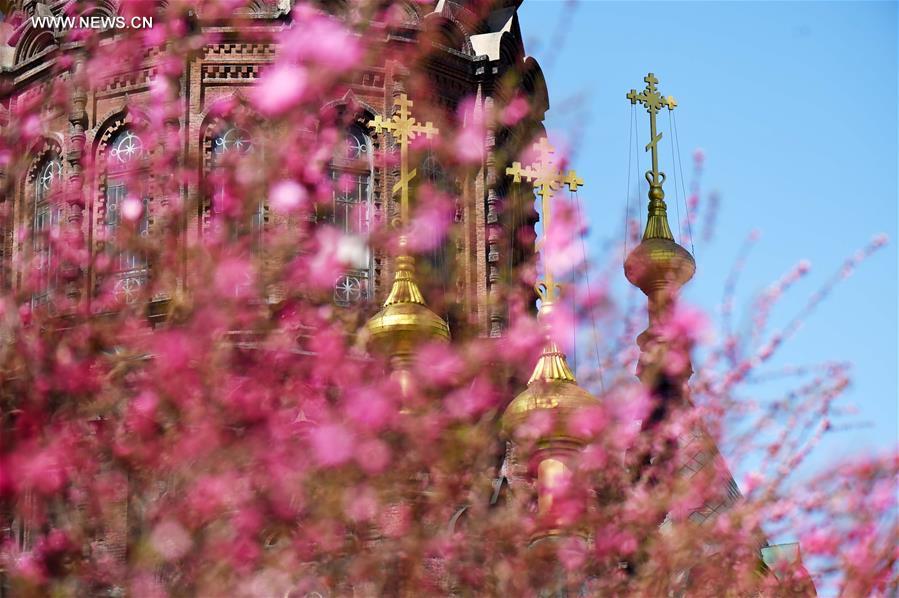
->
<box><xmin>501</xmin><ymin>138</ymin><xmax>599</xmax><ymax>541</ymax></box>
<box><xmin>624</xmin><ymin>73</ymin><xmax>695</xmax><ymax>302</ymax></box>
<box><xmin>505</xmin><ymin>139</ymin><xmax>584</xmax><ymax>385</ymax></box>
<box><xmin>364</xmin><ymin>95</ymin><xmax>450</xmax><ymax>393</ymax></box>
<box><xmin>624</xmin><ymin>73</ymin><xmax>695</xmax><ymax>384</ymax></box>
<box><xmin>627</xmin><ymin>72</ymin><xmax>678</xmax><ymax>242</ymax></box>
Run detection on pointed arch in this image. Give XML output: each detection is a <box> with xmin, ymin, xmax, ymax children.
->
<box><xmin>320</xmin><ymin>99</ymin><xmax>378</xmax><ymax>306</ymax></box>
<box><xmin>422</xmin><ymin>13</ymin><xmax>474</xmax><ymax>56</ymax></box>
<box><xmin>22</xmin><ymin>136</ymin><xmax>65</xmax><ymax>305</ymax></box>
<box><xmin>197</xmin><ymin>94</ymin><xmax>265</xmax><ymax>236</ymax></box>
<box><xmin>13</xmin><ymin>27</ymin><xmax>57</xmax><ymax>66</ymax></box>
<box><xmin>92</xmin><ymin>108</ymin><xmax>154</xmax><ymax>303</ymax></box>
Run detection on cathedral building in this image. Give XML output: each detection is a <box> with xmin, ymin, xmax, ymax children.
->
<box><xmin>0</xmin><ymin>0</ymin><xmax>814</xmax><ymax>594</ymax></box>
<box><xmin>0</xmin><ymin>0</ymin><xmax>545</xmax><ymax>336</ymax></box>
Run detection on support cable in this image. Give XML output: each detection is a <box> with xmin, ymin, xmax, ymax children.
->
<box><xmin>574</xmin><ymin>188</ymin><xmax>606</xmax><ymax>393</ymax></box>
<box><xmin>633</xmin><ymin>105</ymin><xmax>643</xmax><ymax>236</ymax></box>
<box><xmin>672</xmin><ymin>112</ymin><xmax>695</xmax><ymax>256</ymax></box>
<box><xmin>624</xmin><ymin>105</ymin><xmax>636</xmax><ymax>265</ymax></box>
<box><xmin>668</xmin><ymin>110</ymin><xmax>683</xmax><ymax>244</ymax></box>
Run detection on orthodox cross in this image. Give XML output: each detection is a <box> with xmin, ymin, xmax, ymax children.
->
<box><xmin>369</xmin><ymin>93</ymin><xmax>438</xmax><ymax>228</ymax></box>
<box><xmin>627</xmin><ymin>72</ymin><xmax>677</xmax><ymax>187</ymax></box>
<box><xmin>507</xmin><ymin>137</ymin><xmax>584</xmax><ymax>304</ymax></box>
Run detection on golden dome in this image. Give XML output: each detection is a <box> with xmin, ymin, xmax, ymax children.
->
<box><xmin>624</xmin><ymin>182</ymin><xmax>695</xmax><ymax>295</ymax></box>
<box><xmin>500</xmin><ymin>306</ymin><xmax>600</xmax><ymax>443</ymax></box>
<box><xmin>501</xmin><ymin>376</ymin><xmax>600</xmax><ymax>443</ymax></box>
<box><xmin>624</xmin><ymin>236</ymin><xmax>695</xmax><ymax>295</ymax></box>
<box><xmin>365</xmin><ymin>255</ymin><xmax>450</xmax><ymax>357</ymax></box>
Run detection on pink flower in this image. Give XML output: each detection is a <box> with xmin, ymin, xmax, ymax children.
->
<box><xmin>270</xmin><ymin>179</ymin><xmax>307</xmax><ymax>214</ymax></box>
<box><xmin>121</xmin><ymin>196</ymin><xmax>143</xmax><ymax>222</ymax></box>
<box><xmin>871</xmin><ymin>232</ymin><xmax>889</xmax><ymax>248</ymax></box>
<box><xmin>500</xmin><ymin>96</ymin><xmax>530</xmax><ymax>126</ymax></box>
<box><xmin>282</xmin><ymin>11</ymin><xmax>361</xmax><ymax>71</ymax></box>
<box><xmin>346</xmin><ymin>389</ymin><xmax>394</xmax><ymax>431</ymax></box>
<box><xmin>455</xmin><ymin>98</ymin><xmax>485</xmax><ymax>164</ymax></box>
<box><xmin>310</xmin><ymin>423</ymin><xmax>355</xmax><ymax>467</ymax></box>
<box><xmin>345</xmin><ymin>486</ymin><xmax>379</xmax><ymax>522</ymax></box>
<box><xmin>558</xmin><ymin>536</ymin><xmax>588</xmax><ymax>571</ymax></box>
<box><xmin>802</xmin><ymin>528</ymin><xmax>838</xmax><ymax>555</ymax></box>
<box><xmin>569</xmin><ymin>405</ymin><xmax>608</xmax><ymax>439</ymax></box>
<box><xmin>658</xmin><ymin>302</ymin><xmax>711</xmax><ymax>345</ymax></box>
<box><xmin>214</xmin><ymin>257</ymin><xmax>255</xmax><ymax>298</ymax></box>
<box><xmin>251</xmin><ymin>63</ymin><xmax>308</xmax><ymax>116</ymax></box>
<box><xmin>693</xmin><ymin>148</ymin><xmax>706</xmax><ymax>165</ymax></box>
<box><xmin>150</xmin><ymin>520</ymin><xmax>192</xmax><ymax>561</ymax></box>
<box><xmin>407</xmin><ymin>196</ymin><xmax>452</xmax><ymax>252</ymax></box>
<box><xmin>414</xmin><ymin>343</ymin><xmax>464</xmax><ymax>386</ymax></box>
<box><xmin>355</xmin><ymin>439</ymin><xmax>391</xmax><ymax>474</ymax></box>
<box><xmin>304</xmin><ymin>227</ymin><xmax>344</xmax><ymax>290</ymax></box>
<box><xmin>13</xmin><ymin>552</ymin><xmax>46</xmax><ymax>584</ymax></box>
<box><xmin>446</xmin><ymin>376</ymin><xmax>497</xmax><ymax>420</ymax></box>
<box><xmin>742</xmin><ymin>471</ymin><xmax>765</xmax><ymax>494</ymax></box>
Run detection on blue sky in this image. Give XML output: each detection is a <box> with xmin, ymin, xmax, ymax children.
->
<box><xmin>518</xmin><ymin>0</ymin><xmax>897</xmax><ymax>484</ymax></box>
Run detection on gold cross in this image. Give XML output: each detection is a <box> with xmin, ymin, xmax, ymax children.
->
<box><xmin>627</xmin><ymin>72</ymin><xmax>677</xmax><ymax>187</ymax></box>
<box><xmin>369</xmin><ymin>93</ymin><xmax>438</xmax><ymax>228</ymax></box>
<box><xmin>507</xmin><ymin>138</ymin><xmax>584</xmax><ymax>304</ymax></box>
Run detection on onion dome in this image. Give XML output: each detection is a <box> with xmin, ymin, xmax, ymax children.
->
<box><xmin>501</xmin><ymin>302</ymin><xmax>599</xmax><ymax>444</ymax></box>
<box><xmin>365</xmin><ymin>253</ymin><xmax>450</xmax><ymax>359</ymax></box>
<box><xmin>624</xmin><ymin>182</ymin><xmax>695</xmax><ymax>296</ymax></box>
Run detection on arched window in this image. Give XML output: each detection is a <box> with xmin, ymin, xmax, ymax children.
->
<box><xmin>104</xmin><ymin>129</ymin><xmax>149</xmax><ymax>303</ymax></box>
<box><xmin>31</xmin><ymin>155</ymin><xmax>63</xmax><ymax>306</ymax></box>
<box><xmin>208</xmin><ymin>125</ymin><xmax>262</xmax><ymax>239</ymax></box>
<box><xmin>329</xmin><ymin>124</ymin><xmax>373</xmax><ymax>306</ymax></box>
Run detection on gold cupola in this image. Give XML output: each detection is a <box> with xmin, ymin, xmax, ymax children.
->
<box><xmin>364</xmin><ymin>94</ymin><xmax>450</xmax><ymax>394</ymax></box>
<box><xmin>365</xmin><ymin>242</ymin><xmax>450</xmax><ymax>391</ymax></box>
<box><xmin>501</xmin><ymin>296</ymin><xmax>599</xmax><ymax>445</ymax></box>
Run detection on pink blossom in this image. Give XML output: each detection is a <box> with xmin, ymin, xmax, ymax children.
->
<box><xmin>214</xmin><ymin>257</ymin><xmax>255</xmax><ymax>298</ymax></box>
<box><xmin>455</xmin><ymin>98</ymin><xmax>485</xmax><ymax>164</ymax></box>
<box><xmin>693</xmin><ymin>147</ymin><xmax>706</xmax><ymax>165</ymax></box>
<box><xmin>13</xmin><ymin>552</ymin><xmax>46</xmax><ymax>584</ymax></box>
<box><xmin>304</xmin><ymin>227</ymin><xmax>344</xmax><ymax>290</ymax></box>
<box><xmin>500</xmin><ymin>96</ymin><xmax>530</xmax><ymax>126</ymax></box>
<box><xmin>269</xmin><ymin>179</ymin><xmax>307</xmax><ymax>214</ymax></box>
<box><xmin>407</xmin><ymin>196</ymin><xmax>452</xmax><ymax>252</ymax></box>
<box><xmin>281</xmin><ymin>9</ymin><xmax>361</xmax><ymax>71</ymax></box>
<box><xmin>345</xmin><ymin>388</ymin><xmax>394</xmax><ymax>431</ymax></box>
<box><xmin>310</xmin><ymin>423</ymin><xmax>355</xmax><ymax>467</ymax></box>
<box><xmin>414</xmin><ymin>343</ymin><xmax>464</xmax><ymax>386</ymax></box>
<box><xmin>150</xmin><ymin>520</ymin><xmax>192</xmax><ymax>561</ymax></box>
<box><xmin>558</xmin><ymin>536</ymin><xmax>588</xmax><ymax>571</ymax></box>
<box><xmin>743</xmin><ymin>471</ymin><xmax>765</xmax><ymax>494</ymax></box>
<box><xmin>251</xmin><ymin>64</ymin><xmax>308</xmax><ymax>116</ymax></box>
<box><xmin>659</xmin><ymin>302</ymin><xmax>711</xmax><ymax>345</ymax></box>
<box><xmin>120</xmin><ymin>196</ymin><xmax>144</xmax><ymax>222</ymax></box>
<box><xmin>344</xmin><ymin>486</ymin><xmax>379</xmax><ymax>522</ymax></box>
<box><xmin>446</xmin><ymin>376</ymin><xmax>497</xmax><ymax>419</ymax></box>
<box><xmin>871</xmin><ymin>232</ymin><xmax>889</xmax><ymax>248</ymax></box>
<box><xmin>355</xmin><ymin>439</ymin><xmax>391</xmax><ymax>474</ymax></box>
